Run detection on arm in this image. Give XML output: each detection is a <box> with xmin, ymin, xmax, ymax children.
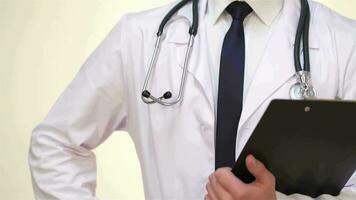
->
<box><xmin>28</xmin><ymin>15</ymin><xmax>130</xmax><ymax>200</ymax></box>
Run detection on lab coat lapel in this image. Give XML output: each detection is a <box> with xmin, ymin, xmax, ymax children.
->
<box><xmin>238</xmin><ymin>0</ymin><xmax>320</xmax><ymax>130</ymax></box>
<box><xmin>167</xmin><ymin>0</ymin><xmax>214</xmax><ymax>110</ymax></box>
<box><xmin>238</xmin><ymin>31</ymin><xmax>294</xmax><ymax>130</ymax></box>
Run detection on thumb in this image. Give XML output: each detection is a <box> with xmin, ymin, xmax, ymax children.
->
<box><xmin>246</xmin><ymin>154</ymin><xmax>274</xmax><ymax>184</ymax></box>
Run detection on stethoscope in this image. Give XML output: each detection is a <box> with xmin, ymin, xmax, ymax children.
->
<box><xmin>141</xmin><ymin>0</ymin><xmax>317</xmax><ymax>106</ymax></box>
<box><xmin>289</xmin><ymin>0</ymin><xmax>317</xmax><ymax>100</ymax></box>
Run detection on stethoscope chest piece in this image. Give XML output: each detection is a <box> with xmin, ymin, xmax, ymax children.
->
<box><xmin>290</xmin><ymin>82</ymin><xmax>316</xmax><ymax>100</ymax></box>
<box><xmin>290</xmin><ymin>71</ymin><xmax>316</xmax><ymax>100</ymax></box>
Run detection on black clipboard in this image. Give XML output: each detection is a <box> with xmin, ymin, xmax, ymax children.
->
<box><xmin>232</xmin><ymin>99</ymin><xmax>356</xmax><ymax>198</ymax></box>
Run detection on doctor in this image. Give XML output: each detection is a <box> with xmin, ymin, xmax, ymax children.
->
<box><xmin>28</xmin><ymin>0</ymin><xmax>356</xmax><ymax>199</ymax></box>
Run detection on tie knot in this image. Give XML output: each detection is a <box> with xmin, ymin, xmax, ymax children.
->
<box><xmin>226</xmin><ymin>1</ymin><xmax>253</xmax><ymax>20</ymax></box>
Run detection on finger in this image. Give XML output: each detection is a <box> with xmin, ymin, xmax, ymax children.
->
<box><xmin>245</xmin><ymin>154</ymin><xmax>275</xmax><ymax>185</ymax></box>
<box><xmin>209</xmin><ymin>173</ymin><xmax>233</xmax><ymax>200</ymax></box>
<box><xmin>206</xmin><ymin>181</ymin><xmax>218</xmax><ymax>200</ymax></box>
<box><xmin>214</xmin><ymin>167</ymin><xmax>245</xmax><ymax>196</ymax></box>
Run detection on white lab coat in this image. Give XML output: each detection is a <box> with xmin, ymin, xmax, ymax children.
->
<box><xmin>29</xmin><ymin>0</ymin><xmax>356</xmax><ymax>199</ymax></box>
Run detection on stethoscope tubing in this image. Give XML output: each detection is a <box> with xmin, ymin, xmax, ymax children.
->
<box><xmin>157</xmin><ymin>0</ymin><xmax>199</xmax><ymax>36</ymax></box>
<box><xmin>294</xmin><ymin>0</ymin><xmax>311</xmax><ymax>73</ymax></box>
<box><xmin>142</xmin><ymin>0</ymin><xmax>316</xmax><ymax>105</ymax></box>
<box><xmin>141</xmin><ymin>0</ymin><xmax>199</xmax><ymax>106</ymax></box>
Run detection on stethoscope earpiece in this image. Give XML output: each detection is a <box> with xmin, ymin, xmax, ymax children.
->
<box><xmin>163</xmin><ymin>91</ymin><xmax>172</xmax><ymax>99</ymax></box>
<box><xmin>142</xmin><ymin>90</ymin><xmax>151</xmax><ymax>98</ymax></box>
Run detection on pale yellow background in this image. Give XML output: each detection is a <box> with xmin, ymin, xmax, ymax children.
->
<box><xmin>0</xmin><ymin>0</ymin><xmax>355</xmax><ymax>199</ymax></box>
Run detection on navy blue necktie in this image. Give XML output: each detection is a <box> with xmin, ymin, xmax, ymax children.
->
<box><xmin>215</xmin><ymin>1</ymin><xmax>253</xmax><ymax>169</ymax></box>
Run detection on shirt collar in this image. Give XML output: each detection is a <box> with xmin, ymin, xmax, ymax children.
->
<box><xmin>208</xmin><ymin>0</ymin><xmax>284</xmax><ymax>26</ymax></box>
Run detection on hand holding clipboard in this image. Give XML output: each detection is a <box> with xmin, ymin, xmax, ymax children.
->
<box><xmin>232</xmin><ymin>100</ymin><xmax>356</xmax><ymax>198</ymax></box>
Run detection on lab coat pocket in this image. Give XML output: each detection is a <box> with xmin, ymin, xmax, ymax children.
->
<box><xmin>145</xmin><ymin>43</ymin><xmax>196</xmax><ymax>138</ymax></box>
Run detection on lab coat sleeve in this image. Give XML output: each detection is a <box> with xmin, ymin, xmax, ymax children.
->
<box><xmin>28</xmin><ymin>14</ymin><xmax>130</xmax><ymax>200</ymax></box>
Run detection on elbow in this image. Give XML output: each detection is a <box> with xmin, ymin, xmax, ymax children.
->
<box><xmin>28</xmin><ymin>123</ymin><xmax>70</xmax><ymax>171</ymax></box>
<box><xmin>28</xmin><ymin>122</ymin><xmax>95</xmax><ymax>172</ymax></box>
<box><xmin>28</xmin><ymin>123</ymin><xmax>97</xmax><ymax>199</ymax></box>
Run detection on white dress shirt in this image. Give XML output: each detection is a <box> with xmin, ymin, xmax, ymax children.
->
<box><xmin>206</xmin><ymin>0</ymin><xmax>283</xmax><ymax>114</ymax></box>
